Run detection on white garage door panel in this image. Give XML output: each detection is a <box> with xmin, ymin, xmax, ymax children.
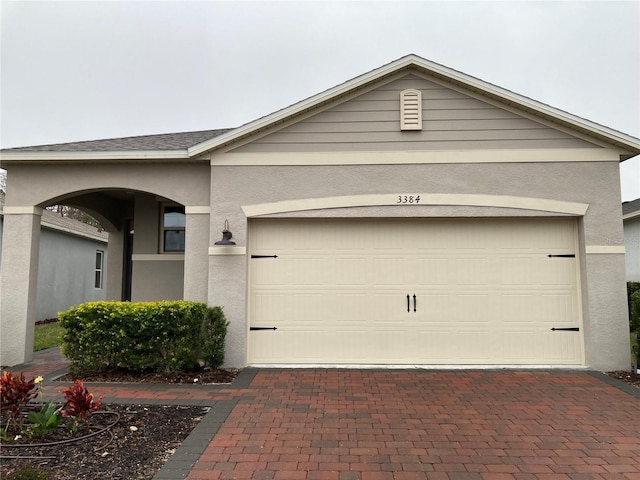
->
<box><xmin>248</xmin><ymin>218</ymin><xmax>583</xmax><ymax>365</ymax></box>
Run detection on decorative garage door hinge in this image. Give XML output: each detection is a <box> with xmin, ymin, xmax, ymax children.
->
<box><xmin>251</xmin><ymin>255</ymin><xmax>278</xmax><ymax>258</ymax></box>
<box><xmin>551</xmin><ymin>327</ymin><xmax>580</xmax><ymax>331</ymax></box>
<box><xmin>250</xmin><ymin>326</ymin><xmax>278</xmax><ymax>331</ymax></box>
<box><xmin>548</xmin><ymin>254</ymin><xmax>575</xmax><ymax>258</ymax></box>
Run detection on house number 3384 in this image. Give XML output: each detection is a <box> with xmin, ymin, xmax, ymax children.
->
<box><xmin>397</xmin><ymin>195</ymin><xmax>420</xmax><ymax>204</ymax></box>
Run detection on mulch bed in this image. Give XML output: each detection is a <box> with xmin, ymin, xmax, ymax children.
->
<box><xmin>0</xmin><ymin>404</ymin><xmax>208</xmax><ymax>480</ymax></box>
<box><xmin>57</xmin><ymin>367</ymin><xmax>239</xmax><ymax>385</ymax></box>
<box><xmin>606</xmin><ymin>369</ymin><xmax>640</xmax><ymax>387</ymax></box>
<box><xmin>1</xmin><ymin>367</ymin><xmax>238</xmax><ymax>479</ymax></box>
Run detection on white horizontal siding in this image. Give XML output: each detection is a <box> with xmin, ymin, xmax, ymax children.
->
<box><xmin>281</xmin><ymin>118</ymin><xmax>551</xmax><ymax>134</ymax></box>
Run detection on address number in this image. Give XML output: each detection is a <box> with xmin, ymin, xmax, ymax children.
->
<box><xmin>397</xmin><ymin>195</ymin><xmax>420</xmax><ymax>204</ymax></box>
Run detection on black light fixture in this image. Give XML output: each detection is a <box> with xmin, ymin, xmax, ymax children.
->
<box><xmin>214</xmin><ymin>219</ymin><xmax>236</xmax><ymax>245</ymax></box>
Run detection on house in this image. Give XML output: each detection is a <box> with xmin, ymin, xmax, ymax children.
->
<box><xmin>624</xmin><ymin>198</ymin><xmax>640</xmax><ymax>282</ymax></box>
<box><xmin>1</xmin><ymin>54</ymin><xmax>639</xmax><ymax>370</ymax></box>
<box><xmin>0</xmin><ymin>191</ymin><xmax>108</xmax><ymax>323</ymax></box>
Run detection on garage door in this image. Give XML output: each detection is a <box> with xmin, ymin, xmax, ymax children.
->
<box><xmin>248</xmin><ymin>218</ymin><xmax>583</xmax><ymax>365</ymax></box>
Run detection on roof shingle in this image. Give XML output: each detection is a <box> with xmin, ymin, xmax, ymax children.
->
<box><xmin>623</xmin><ymin>198</ymin><xmax>640</xmax><ymax>215</ymax></box>
<box><xmin>1</xmin><ymin>129</ymin><xmax>232</xmax><ymax>153</ymax></box>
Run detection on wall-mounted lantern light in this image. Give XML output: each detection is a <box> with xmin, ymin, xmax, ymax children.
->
<box><xmin>214</xmin><ymin>219</ymin><xmax>236</xmax><ymax>245</ymax></box>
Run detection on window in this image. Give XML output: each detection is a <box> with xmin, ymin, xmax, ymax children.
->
<box><xmin>400</xmin><ymin>89</ymin><xmax>422</xmax><ymax>131</ymax></box>
<box><xmin>95</xmin><ymin>250</ymin><xmax>104</xmax><ymax>289</ymax></box>
<box><xmin>162</xmin><ymin>204</ymin><xmax>185</xmax><ymax>252</ymax></box>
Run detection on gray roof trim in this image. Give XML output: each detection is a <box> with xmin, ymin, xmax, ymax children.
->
<box><xmin>190</xmin><ymin>54</ymin><xmax>640</xmax><ymax>158</ymax></box>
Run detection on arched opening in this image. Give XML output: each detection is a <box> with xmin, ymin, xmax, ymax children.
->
<box><xmin>35</xmin><ymin>188</ymin><xmax>187</xmax><ymax>308</ymax></box>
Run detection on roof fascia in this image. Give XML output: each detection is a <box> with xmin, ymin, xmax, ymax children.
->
<box><xmin>189</xmin><ymin>54</ymin><xmax>640</xmax><ymax>157</ymax></box>
<box><xmin>41</xmin><ymin>221</ymin><xmax>109</xmax><ymax>243</ymax></box>
<box><xmin>624</xmin><ymin>210</ymin><xmax>640</xmax><ymax>221</ymax></box>
<box><xmin>0</xmin><ymin>149</ymin><xmax>192</xmax><ymax>164</ymax></box>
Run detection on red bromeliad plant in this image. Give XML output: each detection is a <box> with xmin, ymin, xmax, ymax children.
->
<box><xmin>60</xmin><ymin>380</ymin><xmax>103</xmax><ymax>420</ymax></box>
<box><xmin>1</xmin><ymin>371</ymin><xmax>37</xmax><ymax>427</ymax></box>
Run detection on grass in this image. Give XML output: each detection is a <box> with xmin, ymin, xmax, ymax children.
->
<box><xmin>33</xmin><ymin>322</ymin><xmax>65</xmax><ymax>351</ymax></box>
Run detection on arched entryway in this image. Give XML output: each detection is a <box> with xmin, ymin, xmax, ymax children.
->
<box><xmin>1</xmin><ymin>161</ymin><xmax>211</xmax><ymax>367</ymax></box>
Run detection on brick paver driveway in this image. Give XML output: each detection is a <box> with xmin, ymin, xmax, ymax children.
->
<box><xmin>187</xmin><ymin>369</ymin><xmax>639</xmax><ymax>480</ymax></box>
<box><xmin>17</xmin><ymin>350</ymin><xmax>640</xmax><ymax>479</ymax></box>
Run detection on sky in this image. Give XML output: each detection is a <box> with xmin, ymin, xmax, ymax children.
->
<box><xmin>1</xmin><ymin>0</ymin><xmax>639</xmax><ymax>200</ymax></box>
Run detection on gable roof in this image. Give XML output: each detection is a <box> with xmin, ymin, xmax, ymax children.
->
<box><xmin>190</xmin><ymin>54</ymin><xmax>639</xmax><ymax>158</ymax></box>
<box><xmin>2</xmin><ymin>54</ymin><xmax>639</xmax><ymax>163</ymax></box>
<box><xmin>623</xmin><ymin>198</ymin><xmax>640</xmax><ymax>220</ymax></box>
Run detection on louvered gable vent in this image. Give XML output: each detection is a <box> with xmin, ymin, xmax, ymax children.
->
<box><xmin>400</xmin><ymin>89</ymin><xmax>422</xmax><ymax>131</ymax></box>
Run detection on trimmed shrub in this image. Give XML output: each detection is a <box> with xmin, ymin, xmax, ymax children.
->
<box><xmin>631</xmin><ymin>290</ymin><xmax>640</xmax><ymax>334</ymax></box>
<box><xmin>202</xmin><ymin>306</ymin><xmax>229</xmax><ymax>369</ymax></box>
<box><xmin>628</xmin><ymin>282</ymin><xmax>640</xmax><ymax>333</ymax></box>
<box><xmin>60</xmin><ymin>301</ymin><xmax>228</xmax><ymax>374</ymax></box>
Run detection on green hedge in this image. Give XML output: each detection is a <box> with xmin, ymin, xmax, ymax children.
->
<box><xmin>60</xmin><ymin>301</ymin><xmax>229</xmax><ymax>374</ymax></box>
<box><xmin>629</xmin><ymin>282</ymin><xmax>640</xmax><ymax>333</ymax></box>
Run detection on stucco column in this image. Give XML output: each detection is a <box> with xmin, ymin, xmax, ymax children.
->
<box><xmin>208</xmin><ymin>215</ymin><xmax>248</xmax><ymax>368</ymax></box>
<box><xmin>183</xmin><ymin>207</ymin><xmax>210</xmax><ymax>302</ymax></box>
<box><xmin>583</xmin><ymin>252</ymin><xmax>630</xmax><ymax>371</ymax></box>
<box><xmin>0</xmin><ymin>208</ymin><xmax>42</xmax><ymax>366</ymax></box>
<box><xmin>105</xmin><ymin>229</ymin><xmax>124</xmax><ymax>301</ymax></box>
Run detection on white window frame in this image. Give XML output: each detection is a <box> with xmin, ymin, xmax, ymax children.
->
<box><xmin>94</xmin><ymin>250</ymin><xmax>104</xmax><ymax>289</ymax></box>
<box><xmin>160</xmin><ymin>203</ymin><xmax>186</xmax><ymax>253</ymax></box>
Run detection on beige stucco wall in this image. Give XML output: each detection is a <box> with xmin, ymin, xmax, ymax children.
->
<box><xmin>210</xmin><ymin>156</ymin><xmax>628</xmax><ymax>370</ymax></box>
<box><xmin>3</xmin><ymin>162</ymin><xmax>210</xmax><ymax>208</ymax></box>
<box><xmin>131</xmin><ymin>259</ymin><xmax>184</xmax><ymax>301</ymax></box>
<box><xmin>1</xmin><ymin>154</ymin><xmax>629</xmax><ymax>370</ymax></box>
<box><xmin>212</xmin><ymin>161</ymin><xmax>624</xmax><ymax>244</ymax></box>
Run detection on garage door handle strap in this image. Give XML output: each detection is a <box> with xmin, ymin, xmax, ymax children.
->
<box><xmin>413</xmin><ymin>294</ymin><xmax>417</xmax><ymax>312</ymax></box>
<box><xmin>551</xmin><ymin>327</ymin><xmax>579</xmax><ymax>331</ymax></box>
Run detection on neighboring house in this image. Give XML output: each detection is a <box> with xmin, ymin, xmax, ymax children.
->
<box><xmin>623</xmin><ymin>198</ymin><xmax>640</xmax><ymax>282</ymax></box>
<box><xmin>1</xmin><ymin>54</ymin><xmax>639</xmax><ymax>370</ymax></box>
<box><xmin>0</xmin><ymin>192</ymin><xmax>108</xmax><ymax>323</ymax></box>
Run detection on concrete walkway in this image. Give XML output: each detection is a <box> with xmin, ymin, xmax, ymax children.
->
<box><xmin>8</xmin><ymin>349</ymin><xmax>640</xmax><ymax>480</ymax></box>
